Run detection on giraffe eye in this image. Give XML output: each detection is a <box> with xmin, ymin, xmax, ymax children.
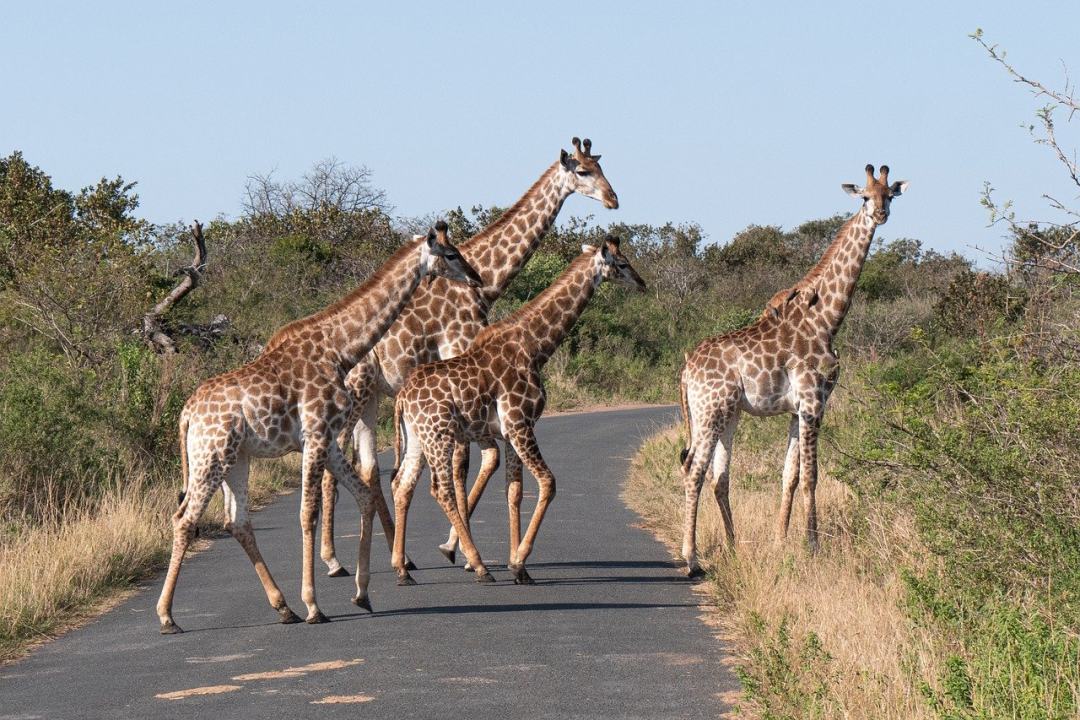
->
<box><xmin>576</xmin><ymin>169</ymin><xmax>591</xmax><ymax>177</ymax></box>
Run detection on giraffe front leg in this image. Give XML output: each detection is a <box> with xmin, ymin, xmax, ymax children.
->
<box><xmin>504</xmin><ymin>426</ymin><xmax>556</xmax><ymax>585</ymax></box>
<box><xmin>503</xmin><ymin>442</ymin><xmax>523</xmax><ymax>569</ymax></box>
<box><xmin>299</xmin><ymin>439</ymin><xmax>330</xmax><ymax>623</ymax></box>
<box><xmin>798</xmin><ymin>410</ymin><xmax>822</xmax><ymax>553</ymax></box>
<box><xmin>326</xmin><ymin>443</ymin><xmax>375</xmax><ymax>612</ymax></box>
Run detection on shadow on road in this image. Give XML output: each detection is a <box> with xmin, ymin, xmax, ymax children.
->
<box><xmin>340</xmin><ymin>600</ymin><xmax>699</xmax><ymax>620</ymax></box>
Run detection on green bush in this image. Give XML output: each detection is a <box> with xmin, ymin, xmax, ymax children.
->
<box><xmin>839</xmin><ymin>340</ymin><xmax>1080</xmax><ymax>718</ymax></box>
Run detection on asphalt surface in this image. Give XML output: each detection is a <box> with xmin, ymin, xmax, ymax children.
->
<box><xmin>1</xmin><ymin>406</ymin><xmax>737</xmax><ymax>719</ymax></box>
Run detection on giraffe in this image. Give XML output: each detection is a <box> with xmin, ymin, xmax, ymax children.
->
<box><xmin>317</xmin><ymin>137</ymin><xmax>619</xmax><ymax>577</ymax></box>
<box><xmin>678</xmin><ymin>165</ymin><xmax>908</xmax><ymax>576</ymax></box>
<box><xmin>390</xmin><ymin>236</ymin><xmax>646</xmax><ymax>586</ymax></box>
<box><xmin>155</xmin><ymin>224</ymin><xmax>482</xmax><ymax>634</ymax></box>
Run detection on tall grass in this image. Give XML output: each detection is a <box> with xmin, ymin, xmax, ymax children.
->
<box><xmin>0</xmin><ymin>459</ymin><xmax>297</xmax><ymax>663</ymax></box>
<box><xmin>624</xmin><ymin>394</ymin><xmax>947</xmax><ymax>718</ymax></box>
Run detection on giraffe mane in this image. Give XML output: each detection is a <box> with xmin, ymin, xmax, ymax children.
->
<box><xmin>265</xmin><ymin>236</ymin><xmax>423</xmax><ymax>351</ymax></box>
<box><xmin>459</xmin><ymin>163</ymin><xmax>560</xmax><ymax>256</ymax></box>
<box><xmin>473</xmin><ymin>249</ymin><xmax>596</xmax><ymax>346</ymax></box>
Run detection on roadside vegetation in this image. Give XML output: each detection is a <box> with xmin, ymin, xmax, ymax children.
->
<box><xmin>626</xmin><ymin>33</ymin><xmax>1080</xmax><ymax>720</ymax></box>
<box><xmin>0</xmin><ymin>34</ymin><xmax>1075</xmax><ymax>720</ymax></box>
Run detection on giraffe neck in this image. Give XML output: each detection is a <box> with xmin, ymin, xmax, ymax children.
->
<box><xmin>270</xmin><ymin>237</ymin><xmax>426</xmax><ymax>373</ymax></box>
<box><xmin>800</xmin><ymin>205</ymin><xmax>877</xmax><ymax>337</ymax></box>
<box><xmin>501</xmin><ymin>251</ymin><xmax>601</xmax><ymax>366</ymax></box>
<box><xmin>460</xmin><ymin>162</ymin><xmax>571</xmax><ymax>306</ymax></box>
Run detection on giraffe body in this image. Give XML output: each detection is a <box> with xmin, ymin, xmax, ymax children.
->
<box><xmin>155</xmin><ymin>226</ymin><xmax>481</xmax><ymax>633</ymax></box>
<box><xmin>391</xmin><ymin>237</ymin><xmax>646</xmax><ymax>585</ymax></box>
<box><xmin>318</xmin><ymin>138</ymin><xmax>619</xmax><ymax>576</ymax></box>
<box><xmin>678</xmin><ymin>166</ymin><xmax>908</xmax><ymax>575</ymax></box>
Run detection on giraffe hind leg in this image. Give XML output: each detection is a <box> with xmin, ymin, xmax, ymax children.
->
<box><xmin>440</xmin><ymin>438</ymin><xmax>500</xmax><ymax>566</ymax></box>
<box><xmin>430</xmin><ymin>437</ymin><xmax>493</xmax><ymax>583</ymax></box>
<box><xmin>156</xmin><ymin>454</ymin><xmax>226</xmax><ymax>633</ymax></box>
<box><xmin>222</xmin><ymin>458</ymin><xmax>300</xmax><ymax>624</ymax></box>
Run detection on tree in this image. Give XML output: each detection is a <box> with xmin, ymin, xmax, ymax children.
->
<box><xmin>973</xmin><ymin>29</ymin><xmax>1080</xmax><ymax>275</ymax></box>
<box><xmin>0</xmin><ymin>152</ymin><xmax>154</xmax><ymax>367</ymax></box>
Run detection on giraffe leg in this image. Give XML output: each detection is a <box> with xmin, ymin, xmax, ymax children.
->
<box><xmin>299</xmin><ymin>436</ymin><xmax>330</xmax><ymax>623</ymax></box>
<box><xmin>352</xmin><ymin>392</ymin><xmax>413</xmax><ymax>569</ymax></box>
<box><xmin>440</xmin><ymin>439</ymin><xmax>500</xmax><ymax>566</ymax></box>
<box><xmin>504</xmin><ymin>442</ymin><xmax>523</xmax><ymax>569</ymax></box>
<box><xmin>681</xmin><ymin>441</ymin><xmax>712</xmax><ymax>579</ymax></box>
<box><xmin>504</xmin><ymin>425</ymin><xmax>557</xmax><ymax>585</ymax></box>
<box><xmin>326</xmin><ymin>442</ymin><xmax>375</xmax><ymax>611</ymax></box>
<box><xmin>222</xmin><ymin>456</ymin><xmax>300</xmax><ymax>624</ymax></box>
<box><xmin>710</xmin><ymin>416</ymin><xmax>739</xmax><ymax>552</ymax></box>
<box><xmin>798</xmin><ymin>411</ymin><xmax>822</xmax><ymax>552</ymax></box>
<box><xmin>451</xmin><ymin>441</ymin><xmax>471</xmax><ymax>559</ymax></box>
<box><xmin>391</xmin><ymin>440</ymin><xmax>424</xmax><ymax>586</ymax></box>
<box><xmin>429</xmin><ymin>437</ymin><xmax>493</xmax><ymax>583</ymax></box>
<box><xmin>776</xmin><ymin>415</ymin><xmax>801</xmax><ymax>541</ymax></box>
<box><xmin>156</xmin><ymin>454</ymin><xmax>224</xmax><ymax>634</ymax></box>
<box><xmin>318</xmin><ymin>467</ymin><xmax>346</xmax><ymax>577</ymax></box>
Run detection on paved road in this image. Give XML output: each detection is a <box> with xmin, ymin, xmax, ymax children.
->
<box><xmin>1</xmin><ymin>407</ymin><xmax>736</xmax><ymax>719</ymax></box>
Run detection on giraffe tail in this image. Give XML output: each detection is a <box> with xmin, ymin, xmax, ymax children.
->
<box><xmin>176</xmin><ymin>409</ymin><xmax>191</xmax><ymax>514</ymax></box>
<box><xmin>679</xmin><ymin>358</ymin><xmax>693</xmax><ymax>472</ymax></box>
<box><xmin>390</xmin><ymin>395</ymin><xmax>405</xmax><ymax>482</ymax></box>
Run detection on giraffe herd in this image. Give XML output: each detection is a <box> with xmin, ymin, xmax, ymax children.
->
<box><xmin>156</xmin><ymin>140</ymin><xmax>907</xmax><ymax>634</ymax></box>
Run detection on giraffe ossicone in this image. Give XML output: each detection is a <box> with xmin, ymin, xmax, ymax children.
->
<box><xmin>678</xmin><ymin>165</ymin><xmax>908</xmax><ymax>576</ymax></box>
<box><xmin>155</xmin><ymin>224</ymin><xmax>480</xmax><ymax>634</ymax></box>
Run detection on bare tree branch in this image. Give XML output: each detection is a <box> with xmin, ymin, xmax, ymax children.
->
<box><xmin>142</xmin><ymin>221</ymin><xmax>207</xmax><ymax>353</ymax></box>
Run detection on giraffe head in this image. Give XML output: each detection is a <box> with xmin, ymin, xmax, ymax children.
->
<box><xmin>590</xmin><ymin>234</ymin><xmax>646</xmax><ymax>292</ymax></box>
<box><xmin>842</xmin><ymin>164</ymin><xmax>909</xmax><ymax>225</ymax></box>
<box><xmin>424</xmin><ymin>221</ymin><xmax>483</xmax><ymax>287</ymax></box>
<box><xmin>559</xmin><ymin>137</ymin><xmax>619</xmax><ymax>209</ymax></box>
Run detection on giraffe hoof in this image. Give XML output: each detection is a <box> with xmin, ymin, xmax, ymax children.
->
<box><xmin>326</xmin><ymin>566</ymin><xmax>350</xmax><ymax>578</ymax></box>
<box><xmin>510</xmin><ymin>566</ymin><xmax>535</xmax><ymax>585</ymax></box>
<box><xmin>438</xmin><ymin>545</ymin><xmax>456</xmax><ymax>565</ymax></box>
<box><xmin>475</xmin><ymin>570</ymin><xmax>496</xmax><ymax>584</ymax></box>
<box><xmin>306</xmin><ymin>610</ymin><xmax>330</xmax><ymax>624</ymax></box>
<box><xmin>352</xmin><ymin>595</ymin><xmax>373</xmax><ymax>613</ymax></box>
<box><xmin>396</xmin><ymin>572</ymin><xmax>417</xmax><ymax>587</ymax></box>
<box><xmin>404</xmin><ymin>559</ymin><xmax>418</xmax><ymax>571</ymax></box>
<box><xmin>159</xmin><ymin>620</ymin><xmax>183</xmax><ymax>635</ymax></box>
<box><xmin>685</xmin><ymin>566</ymin><xmax>706</xmax><ymax>580</ymax></box>
<box><xmin>278</xmin><ymin>607</ymin><xmax>302</xmax><ymax>624</ymax></box>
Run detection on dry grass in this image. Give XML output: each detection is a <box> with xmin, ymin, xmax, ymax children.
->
<box><xmin>624</xmin><ymin>394</ymin><xmax>946</xmax><ymax>719</ymax></box>
<box><xmin>0</xmin><ymin>456</ymin><xmax>299</xmax><ymax>663</ymax></box>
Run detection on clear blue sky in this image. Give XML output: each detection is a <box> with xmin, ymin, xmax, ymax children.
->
<box><xmin>3</xmin><ymin>2</ymin><xmax>1077</xmax><ymax>261</ymax></box>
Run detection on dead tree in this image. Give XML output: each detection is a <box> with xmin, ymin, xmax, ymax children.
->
<box><xmin>143</xmin><ymin>221</ymin><xmax>207</xmax><ymax>353</ymax></box>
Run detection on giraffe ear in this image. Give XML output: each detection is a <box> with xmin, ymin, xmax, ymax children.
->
<box><xmin>841</xmin><ymin>183</ymin><xmax>863</xmax><ymax>198</ymax></box>
<box><xmin>560</xmin><ymin>149</ymin><xmax>578</xmax><ymax>171</ymax></box>
<box><xmin>581</xmin><ymin>243</ymin><xmax>591</xmax><ymax>254</ymax></box>
<box><xmin>890</xmin><ymin>180</ymin><xmax>909</xmax><ymax>197</ymax></box>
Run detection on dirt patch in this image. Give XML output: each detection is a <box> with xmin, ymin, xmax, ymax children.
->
<box><xmin>156</xmin><ymin>684</ymin><xmax>243</xmax><ymax>700</ymax></box>
<box><xmin>311</xmin><ymin>694</ymin><xmax>375</xmax><ymax>704</ymax></box>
